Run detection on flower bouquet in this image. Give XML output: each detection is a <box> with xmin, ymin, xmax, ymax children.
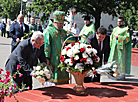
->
<box><xmin>32</xmin><ymin>63</ymin><xmax>54</xmax><ymax>87</ymax></box>
<box><xmin>58</xmin><ymin>42</ymin><xmax>100</xmax><ymax>72</ymax></box>
<box><xmin>22</xmin><ymin>30</ymin><xmax>34</xmax><ymax>40</ymax></box>
<box><xmin>13</xmin><ymin>31</ymin><xmax>34</xmax><ymax>46</ymax></box>
<box><xmin>0</xmin><ymin>65</ymin><xmax>29</xmax><ymax>102</ymax></box>
<box><xmin>87</xmin><ymin>61</ymin><xmax>120</xmax><ymax>80</ymax></box>
<box><xmin>58</xmin><ymin>35</ymin><xmax>101</xmax><ymax>92</ymax></box>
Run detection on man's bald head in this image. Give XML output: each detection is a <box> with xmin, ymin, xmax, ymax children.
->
<box><xmin>17</xmin><ymin>14</ymin><xmax>24</xmax><ymax>23</ymax></box>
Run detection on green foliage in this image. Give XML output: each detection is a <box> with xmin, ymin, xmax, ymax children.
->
<box><xmin>0</xmin><ymin>0</ymin><xmax>21</xmax><ymax>20</ymax></box>
<box><xmin>117</xmin><ymin>0</ymin><xmax>138</xmax><ymax>30</ymax></box>
<box><xmin>27</xmin><ymin>0</ymin><xmax>124</xmax><ymax>29</ymax></box>
<box><xmin>23</xmin><ymin>31</ymin><xmax>34</xmax><ymax>39</ymax></box>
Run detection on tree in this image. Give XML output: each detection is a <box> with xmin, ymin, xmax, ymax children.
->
<box><xmin>27</xmin><ymin>0</ymin><xmax>138</xmax><ymax>30</ymax></box>
<box><xmin>0</xmin><ymin>0</ymin><xmax>21</xmax><ymax>21</ymax></box>
<box><xmin>119</xmin><ymin>1</ymin><xmax>138</xmax><ymax>30</ymax></box>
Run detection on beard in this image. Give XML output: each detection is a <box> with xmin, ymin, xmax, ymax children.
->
<box><xmin>54</xmin><ymin>23</ymin><xmax>61</xmax><ymax>30</ymax></box>
<box><xmin>119</xmin><ymin>25</ymin><xmax>124</xmax><ymax>27</ymax></box>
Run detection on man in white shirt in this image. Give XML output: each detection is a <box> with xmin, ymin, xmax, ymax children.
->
<box><xmin>71</xmin><ymin>23</ymin><xmax>80</xmax><ymax>41</ymax></box>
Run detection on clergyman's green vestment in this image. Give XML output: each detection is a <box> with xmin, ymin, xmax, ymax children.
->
<box><xmin>108</xmin><ymin>26</ymin><xmax>132</xmax><ymax>75</ymax></box>
<box><xmin>79</xmin><ymin>21</ymin><xmax>96</xmax><ymax>43</ymax></box>
<box><xmin>43</xmin><ymin>20</ymin><xmax>69</xmax><ymax>84</ymax></box>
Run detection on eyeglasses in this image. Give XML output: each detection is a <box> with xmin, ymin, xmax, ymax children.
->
<box><xmin>34</xmin><ymin>40</ymin><xmax>44</xmax><ymax>45</ymax></box>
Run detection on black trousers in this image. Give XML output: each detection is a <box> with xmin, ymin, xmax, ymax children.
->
<box><xmin>84</xmin><ymin>73</ymin><xmax>100</xmax><ymax>83</ymax></box>
<box><xmin>13</xmin><ymin>69</ymin><xmax>32</xmax><ymax>93</ymax></box>
<box><xmin>7</xmin><ymin>31</ymin><xmax>9</xmax><ymax>38</ymax></box>
<box><xmin>1</xmin><ymin>30</ymin><xmax>6</xmax><ymax>37</ymax></box>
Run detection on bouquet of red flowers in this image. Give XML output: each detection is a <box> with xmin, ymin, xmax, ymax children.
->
<box><xmin>58</xmin><ymin>42</ymin><xmax>101</xmax><ymax>72</ymax></box>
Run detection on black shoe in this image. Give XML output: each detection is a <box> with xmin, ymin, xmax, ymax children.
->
<box><xmin>118</xmin><ymin>75</ymin><xmax>125</xmax><ymax>80</ymax></box>
<box><xmin>84</xmin><ymin>77</ymin><xmax>92</xmax><ymax>83</ymax></box>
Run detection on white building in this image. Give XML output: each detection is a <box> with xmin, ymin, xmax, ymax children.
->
<box><xmin>63</xmin><ymin>9</ymin><xmax>118</xmax><ymax>32</ymax></box>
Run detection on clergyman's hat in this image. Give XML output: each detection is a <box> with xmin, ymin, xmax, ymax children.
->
<box><xmin>84</xmin><ymin>16</ymin><xmax>90</xmax><ymax>21</ymax></box>
<box><xmin>53</xmin><ymin>11</ymin><xmax>65</xmax><ymax>22</ymax></box>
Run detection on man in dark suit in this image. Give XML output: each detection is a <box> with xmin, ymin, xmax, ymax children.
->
<box><xmin>84</xmin><ymin>27</ymin><xmax>110</xmax><ymax>82</ymax></box>
<box><xmin>9</xmin><ymin>14</ymin><xmax>29</xmax><ymax>52</ymax></box>
<box><xmin>5</xmin><ymin>31</ymin><xmax>46</xmax><ymax>92</ymax></box>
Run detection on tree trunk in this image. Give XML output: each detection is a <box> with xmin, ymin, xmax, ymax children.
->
<box><xmin>94</xmin><ymin>12</ymin><xmax>101</xmax><ymax>30</ymax></box>
<box><xmin>6</xmin><ymin>15</ymin><xmax>7</xmax><ymax>23</ymax></box>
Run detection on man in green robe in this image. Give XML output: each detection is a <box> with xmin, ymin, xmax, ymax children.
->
<box><xmin>43</xmin><ymin>11</ymin><xmax>69</xmax><ymax>84</ymax></box>
<box><xmin>79</xmin><ymin>16</ymin><xmax>96</xmax><ymax>43</ymax></box>
<box><xmin>108</xmin><ymin>17</ymin><xmax>132</xmax><ymax>80</ymax></box>
<box><xmin>29</xmin><ymin>17</ymin><xmax>37</xmax><ymax>31</ymax></box>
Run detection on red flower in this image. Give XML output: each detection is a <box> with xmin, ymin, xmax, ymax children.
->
<box><xmin>93</xmin><ymin>56</ymin><xmax>97</xmax><ymax>60</ymax></box>
<box><xmin>0</xmin><ymin>68</ymin><xmax>4</xmax><ymax>71</ymax></box>
<box><xmin>93</xmin><ymin>71</ymin><xmax>97</xmax><ymax>75</ymax></box>
<box><xmin>17</xmin><ymin>65</ymin><xmax>21</xmax><ymax>69</ymax></box>
<box><xmin>83</xmin><ymin>58</ymin><xmax>87</xmax><ymax>62</ymax></box>
<box><xmin>6</xmin><ymin>78</ymin><xmax>10</xmax><ymax>82</ymax></box>
<box><xmin>27</xmin><ymin>86</ymin><xmax>30</xmax><ymax>90</ymax></box>
<box><xmin>60</xmin><ymin>56</ymin><xmax>65</xmax><ymax>62</ymax></box>
<box><xmin>13</xmin><ymin>84</ymin><xmax>16</xmax><ymax>89</ymax></box>
<box><xmin>80</xmin><ymin>58</ymin><xmax>83</xmax><ymax>62</ymax></box>
<box><xmin>71</xmin><ymin>43</ymin><xmax>75</xmax><ymax>46</ymax></box>
<box><xmin>80</xmin><ymin>58</ymin><xmax>87</xmax><ymax>62</ymax></box>
<box><xmin>13</xmin><ymin>75</ymin><xmax>16</xmax><ymax>79</ymax></box>
<box><xmin>66</xmin><ymin>47</ymin><xmax>71</xmax><ymax>51</ymax></box>
<box><xmin>4</xmin><ymin>81</ymin><xmax>8</xmax><ymax>84</ymax></box>
<box><xmin>87</xmin><ymin>46</ymin><xmax>91</xmax><ymax>48</ymax></box>
<box><xmin>80</xmin><ymin>48</ymin><xmax>85</xmax><ymax>52</ymax></box>
<box><xmin>19</xmin><ymin>73</ymin><xmax>23</xmax><ymax>77</ymax></box>
<box><xmin>6</xmin><ymin>71</ymin><xmax>10</xmax><ymax>76</ymax></box>
<box><xmin>71</xmin><ymin>57</ymin><xmax>74</xmax><ymax>63</ymax></box>
<box><xmin>71</xmin><ymin>57</ymin><xmax>74</xmax><ymax>60</ymax></box>
<box><xmin>77</xmin><ymin>41</ymin><xmax>80</xmax><ymax>44</ymax></box>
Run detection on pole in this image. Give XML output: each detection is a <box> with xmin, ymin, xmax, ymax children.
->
<box><xmin>20</xmin><ymin>0</ymin><xmax>23</xmax><ymax>14</ymax></box>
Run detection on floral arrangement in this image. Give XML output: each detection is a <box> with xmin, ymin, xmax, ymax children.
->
<box><xmin>22</xmin><ymin>30</ymin><xmax>34</xmax><ymax>39</ymax></box>
<box><xmin>13</xmin><ymin>31</ymin><xmax>34</xmax><ymax>46</ymax></box>
<box><xmin>32</xmin><ymin>63</ymin><xmax>52</xmax><ymax>85</ymax></box>
<box><xmin>0</xmin><ymin>65</ymin><xmax>29</xmax><ymax>102</ymax></box>
<box><xmin>58</xmin><ymin>42</ymin><xmax>101</xmax><ymax>73</ymax></box>
<box><xmin>87</xmin><ymin>61</ymin><xmax>120</xmax><ymax>79</ymax></box>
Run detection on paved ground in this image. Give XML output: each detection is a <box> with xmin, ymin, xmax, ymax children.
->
<box><xmin>0</xmin><ymin>36</ymin><xmax>138</xmax><ymax>90</ymax></box>
<box><xmin>5</xmin><ymin>82</ymin><xmax>138</xmax><ymax>102</ymax></box>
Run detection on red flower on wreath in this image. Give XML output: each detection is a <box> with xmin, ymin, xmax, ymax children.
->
<box><xmin>66</xmin><ymin>47</ymin><xmax>71</xmax><ymax>51</ymax></box>
<box><xmin>77</xmin><ymin>41</ymin><xmax>80</xmax><ymax>44</ymax></box>
<box><xmin>60</xmin><ymin>56</ymin><xmax>66</xmax><ymax>62</ymax></box>
<box><xmin>71</xmin><ymin>43</ymin><xmax>75</xmax><ymax>46</ymax></box>
<box><xmin>87</xmin><ymin>46</ymin><xmax>91</xmax><ymax>48</ymax></box>
<box><xmin>80</xmin><ymin>48</ymin><xmax>85</xmax><ymax>52</ymax></box>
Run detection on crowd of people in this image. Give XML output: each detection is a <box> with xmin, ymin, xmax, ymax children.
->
<box><xmin>0</xmin><ymin>16</ymin><xmax>46</xmax><ymax>38</ymax></box>
<box><xmin>2</xmin><ymin>10</ymin><xmax>132</xmax><ymax>93</ymax></box>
